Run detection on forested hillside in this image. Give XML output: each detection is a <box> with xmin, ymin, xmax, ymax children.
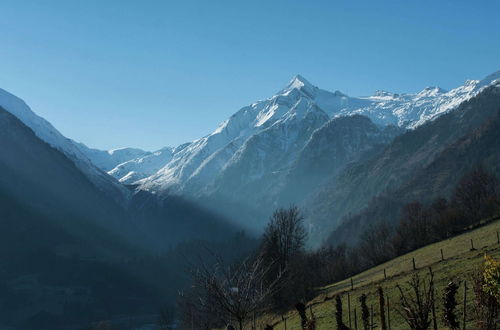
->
<box><xmin>305</xmin><ymin>83</ymin><xmax>500</xmax><ymax>245</ymax></box>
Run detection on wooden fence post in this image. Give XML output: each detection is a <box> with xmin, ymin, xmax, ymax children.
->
<box><xmin>370</xmin><ymin>304</ymin><xmax>374</xmax><ymax>329</ymax></box>
<box><xmin>470</xmin><ymin>239</ymin><xmax>474</xmax><ymax>250</ymax></box>
<box><xmin>348</xmin><ymin>292</ymin><xmax>352</xmax><ymax>329</ymax></box>
<box><xmin>386</xmin><ymin>295</ymin><xmax>391</xmax><ymax>330</ymax></box>
<box><xmin>384</xmin><ymin>268</ymin><xmax>387</xmax><ymax>280</ymax></box>
<box><xmin>354</xmin><ymin>307</ymin><xmax>358</xmax><ymax>330</ymax></box>
<box><xmin>412</xmin><ymin>257</ymin><xmax>416</xmax><ymax>270</ymax></box>
<box><xmin>351</xmin><ymin>278</ymin><xmax>354</xmax><ymax>290</ymax></box>
<box><xmin>431</xmin><ymin>282</ymin><xmax>437</xmax><ymax>330</ymax></box>
<box><xmin>283</xmin><ymin>315</ymin><xmax>287</xmax><ymax>330</ymax></box>
<box><xmin>462</xmin><ymin>280</ymin><xmax>467</xmax><ymax>330</ymax></box>
<box><xmin>440</xmin><ymin>248</ymin><xmax>444</xmax><ymax>261</ymax></box>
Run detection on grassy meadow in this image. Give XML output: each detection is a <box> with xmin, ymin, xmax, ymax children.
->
<box><xmin>256</xmin><ymin>219</ymin><xmax>500</xmax><ymax>329</ymax></box>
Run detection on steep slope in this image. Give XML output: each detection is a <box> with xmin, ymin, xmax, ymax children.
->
<box><xmin>0</xmin><ymin>107</ymin><xmax>171</xmax><ymax>327</ymax></box>
<box><xmin>0</xmin><ymin>106</ymin><xmax>133</xmax><ymax>237</ymax></box>
<box><xmin>278</xmin><ymin>115</ymin><xmax>403</xmax><ymax>205</ymax></box>
<box><xmin>0</xmin><ymin>105</ymin><xmax>253</xmax><ymax>327</ymax></box>
<box><xmin>0</xmin><ymin>105</ymin><xmax>238</xmax><ymax>249</ymax></box>
<box><xmin>313</xmin><ymin>83</ymin><xmax>500</xmax><ymax>245</ymax></box>
<box><xmin>209</xmin><ymin>100</ymin><xmax>329</xmax><ymax>208</ymax></box>
<box><xmin>0</xmin><ymin>88</ymin><xmax>129</xmax><ymax>203</ymax></box>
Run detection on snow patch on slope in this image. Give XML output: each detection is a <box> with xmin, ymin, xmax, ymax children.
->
<box><xmin>0</xmin><ymin>88</ymin><xmax>129</xmax><ymax>202</ymax></box>
<box><xmin>108</xmin><ymin>147</ymin><xmax>174</xmax><ymax>184</ymax></box>
<box><xmin>78</xmin><ymin>145</ymin><xmax>150</xmax><ymax>171</ymax></box>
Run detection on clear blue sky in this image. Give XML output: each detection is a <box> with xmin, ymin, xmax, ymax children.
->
<box><xmin>0</xmin><ymin>0</ymin><xmax>498</xmax><ymax>150</ymax></box>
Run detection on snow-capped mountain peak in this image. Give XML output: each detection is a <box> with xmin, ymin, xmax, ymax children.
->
<box><xmin>132</xmin><ymin>70</ymin><xmax>500</xmax><ymax>196</ymax></box>
<box><xmin>284</xmin><ymin>74</ymin><xmax>313</xmax><ymax>90</ymax></box>
<box><xmin>280</xmin><ymin>74</ymin><xmax>318</xmax><ymax>99</ymax></box>
<box><xmin>3</xmin><ymin>71</ymin><xmax>498</xmax><ymax>206</ymax></box>
<box><xmin>417</xmin><ymin>86</ymin><xmax>446</xmax><ymax>97</ymax></box>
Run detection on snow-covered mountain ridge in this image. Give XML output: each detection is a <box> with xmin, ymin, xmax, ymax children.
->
<box><xmin>132</xmin><ymin>70</ymin><xmax>500</xmax><ymax>195</ymax></box>
<box><xmin>0</xmin><ymin>88</ymin><xmax>129</xmax><ymax>203</ymax></box>
<box><xmin>77</xmin><ymin>145</ymin><xmax>151</xmax><ymax>172</ymax></box>
<box><xmin>1</xmin><ymin>71</ymin><xmax>499</xmax><ymax>209</ymax></box>
<box><xmin>108</xmin><ymin>147</ymin><xmax>174</xmax><ymax>184</ymax></box>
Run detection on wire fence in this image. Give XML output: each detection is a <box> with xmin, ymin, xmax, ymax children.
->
<box><xmin>265</xmin><ymin>227</ymin><xmax>500</xmax><ymax>330</ymax></box>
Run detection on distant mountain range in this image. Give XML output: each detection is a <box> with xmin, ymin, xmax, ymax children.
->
<box><xmin>100</xmin><ymin>72</ymin><xmax>499</xmax><ymax>190</ymax></box>
<box><xmin>1</xmin><ymin>70</ymin><xmax>499</xmax><ymax>238</ymax></box>
<box><xmin>87</xmin><ymin>71</ymin><xmax>500</xmax><ymax>233</ymax></box>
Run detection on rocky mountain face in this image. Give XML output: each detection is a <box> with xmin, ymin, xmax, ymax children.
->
<box><xmin>321</xmin><ymin>82</ymin><xmax>500</xmax><ymax>246</ymax></box>
<box><xmin>277</xmin><ymin>115</ymin><xmax>404</xmax><ymax>207</ymax></box>
<box><xmin>0</xmin><ymin>88</ymin><xmax>129</xmax><ymax>205</ymax></box>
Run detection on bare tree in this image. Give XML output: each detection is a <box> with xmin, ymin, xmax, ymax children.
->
<box><xmin>452</xmin><ymin>167</ymin><xmax>498</xmax><ymax>224</ymax></box>
<box><xmin>313</xmin><ymin>244</ymin><xmax>353</xmax><ymax>286</ymax></box>
<box><xmin>260</xmin><ymin>206</ymin><xmax>308</xmax><ymax>308</ymax></box>
<box><xmin>393</xmin><ymin>202</ymin><xmax>433</xmax><ymax>255</ymax></box>
<box><xmin>261</xmin><ymin>206</ymin><xmax>307</xmax><ymax>270</ymax></box>
<box><xmin>359</xmin><ymin>221</ymin><xmax>394</xmax><ymax>267</ymax></box>
<box><xmin>429</xmin><ymin>197</ymin><xmax>463</xmax><ymax>239</ymax></box>
<box><xmin>396</xmin><ymin>268</ymin><xmax>435</xmax><ymax>330</ymax></box>
<box><xmin>186</xmin><ymin>254</ymin><xmax>284</xmax><ymax>330</ymax></box>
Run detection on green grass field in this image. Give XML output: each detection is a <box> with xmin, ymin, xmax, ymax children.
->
<box><xmin>257</xmin><ymin>219</ymin><xmax>500</xmax><ymax>329</ymax></box>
